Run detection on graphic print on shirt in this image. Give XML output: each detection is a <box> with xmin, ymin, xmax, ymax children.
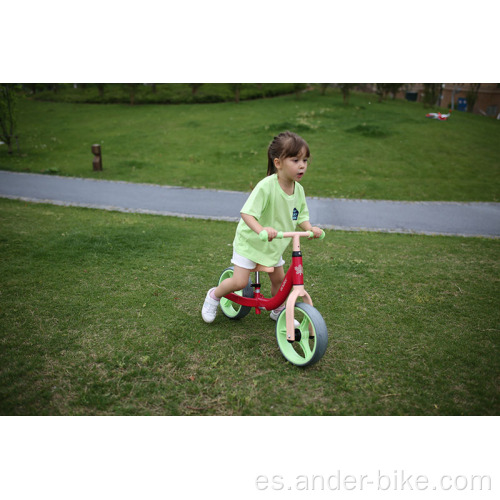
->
<box><xmin>292</xmin><ymin>208</ymin><xmax>299</xmax><ymax>221</ymax></box>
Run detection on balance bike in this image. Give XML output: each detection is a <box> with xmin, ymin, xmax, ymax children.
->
<box><xmin>218</xmin><ymin>230</ymin><xmax>328</xmax><ymax>367</ymax></box>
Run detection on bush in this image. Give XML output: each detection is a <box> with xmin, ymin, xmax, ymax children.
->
<box><xmin>26</xmin><ymin>83</ymin><xmax>299</xmax><ymax>105</ymax></box>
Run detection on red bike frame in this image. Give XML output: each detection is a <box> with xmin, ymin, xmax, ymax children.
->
<box><xmin>223</xmin><ymin>231</ymin><xmax>315</xmax><ymax>341</ymax></box>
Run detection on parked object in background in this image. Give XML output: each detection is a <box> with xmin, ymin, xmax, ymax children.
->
<box><xmin>92</xmin><ymin>144</ymin><xmax>102</xmax><ymax>171</ymax></box>
<box><xmin>426</xmin><ymin>111</ymin><xmax>452</xmax><ymax>121</ymax></box>
<box><xmin>457</xmin><ymin>97</ymin><xmax>467</xmax><ymax>112</ymax></box>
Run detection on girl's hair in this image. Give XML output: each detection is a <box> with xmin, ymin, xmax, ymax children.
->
<box><xmin>267</xmin><ymin>131</ymin><xmax>310</xmax><ymax>176</ymax></box>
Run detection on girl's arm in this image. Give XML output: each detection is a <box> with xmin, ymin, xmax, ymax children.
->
<box><xmin>241</xmin><ymin>213</ymin><xmax>278</xmax><ymax>241</ymax></box>
<box><xmin>299</xmin><ymin>220</ymin><xmax>323</xmax><ymax>238</ymax></box>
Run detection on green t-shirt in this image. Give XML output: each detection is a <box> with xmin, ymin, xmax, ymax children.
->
<box><xmin>233</xmin><ymin>174</ymin><xmax>310</xmax><ymax>266</ymax></box>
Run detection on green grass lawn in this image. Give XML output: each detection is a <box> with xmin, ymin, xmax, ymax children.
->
<box><xmin>2</xmin><ymin>88</ymin><xmax>499</xmax><ymax>201</ymax></box>
<box><xmin>1</xmin><ymin>198</ymin><xmax>498</xmax><ymax>415</ymax></box>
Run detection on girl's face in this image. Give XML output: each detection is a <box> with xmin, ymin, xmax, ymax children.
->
<box><xmin>274</xmin><ymin>147</ymin><xmax>309</xmax><ymax>184</ymax></box>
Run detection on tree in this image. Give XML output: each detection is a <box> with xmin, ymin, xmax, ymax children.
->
<box><xmin>338</xmin><ymin>83</ymin><xmax>355</xmax><ymax>104</ymax></box>
<box><xmin>292</xmin><ymin>83</ymin><xmax>307</xmax><ymax>99</ymax></box>
<box><xmin>27</xmin><ymin>83</ymin><xmax>39</xmax><ymax>94</ymax></box>
<box><xmin>0</xmin><ymin>84</ymin><xmax>17</xmax><ymax>154</ymax></box>
<box><xmin>375</xmin><ymin>83</ymin><xmax>390</xmax><ymax>102</ymax></box>
<box><xmin>319</xmin><ymin>83</ymin><xmax>330</xmax><ymax>95</ymax></box>
<box><xmin>376</xmin><ymin>83</ymin><xmax>403</xmax><ymax>101</ymax></box>
<box><xmin>422</xmin><ymin>83</ymin><xmax>441</xmax><ymax>107</ymax></box>
<box><xmin>122</xmin><ymin>84</ymin><xmax>138</xmax><ymax>105</ymax></box>
<box><xmin>387</xmin><ymin>83</ymin><xmax>404</xmax><ymax>99</ymax></box>
<box><xmin>466</xmin><ymin>83</ymin><xmax>481</xmax><ymax>113</ymax></box>
<box><xmin>189</xmin><ymin>83</ymin><xmax>204</xmax><ymax>95</ymax></box>
<box><xmin>97</xmin><ymin>83</ymin><xmax>106</xmax><ymax>98</ymax></box>
<box><xmin>230</xmin><ymin>83</ymin><xmax>241</xmax><ymax>103</ymax></box>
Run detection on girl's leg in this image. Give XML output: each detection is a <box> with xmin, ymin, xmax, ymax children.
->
<box><xmin>268</xmin><ymin>266</ymin><xmax>298</xmax><ymax>324</ymax></box>
<box><xmin>269</xmin><ymin>266</ymin><xmax>285</xmax><ymax>300</ymax></box>
<box><xmin>269</xmin><ymin>266</ymin><xmax>287</xmax><ymax>320</ymax></box>
<box><xmin>213</xmin><ymin>265</ymin><xmax>252</xmax><ymax>299</ymax></box>
<box><xmin>202</xmin><ymin>266</ymin><xmax>251</xmax><ymax>323</ymax></box>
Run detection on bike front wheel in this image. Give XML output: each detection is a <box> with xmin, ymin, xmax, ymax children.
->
<box><xmin>275</xmin><ymin>302</ymin><xmax>328</xmax><ymax>367</ymax></box>
<box><xmin>218</xmin><ymin>267</ymin><xmax>254</xmax><ymax>320</ymax></box>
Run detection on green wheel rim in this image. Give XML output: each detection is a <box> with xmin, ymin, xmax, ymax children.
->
<box><xmin>219</xmin><ymin>268</ymin><xmax>245</xmax><ymax>318</ymax></box>
<box><xmin>275</xmin><ymin>303</ymin><xmax>328</xmax><ymax>367</ymax></box>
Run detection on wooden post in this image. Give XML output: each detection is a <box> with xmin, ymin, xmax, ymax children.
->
<box><xmin>92</xmin><ymin>144</ymin><xmax>102</xmax><ymax>171</ymax></box>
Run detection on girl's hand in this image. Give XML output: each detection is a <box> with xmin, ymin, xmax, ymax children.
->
<box><xmin>311</xmin><ymin>226</ymin><xmax>323</xmax><ymax>238</ymax></box>
<box><xmin>262</xmin><ymin>227</ymin><xmax>278</xmax><ymax>241</ymax></box>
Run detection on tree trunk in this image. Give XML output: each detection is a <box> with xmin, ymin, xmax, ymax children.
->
<box><xmin>466</xmin><ymin>84</ymin><xmax>481</xmax><ymax>113</ymax></box>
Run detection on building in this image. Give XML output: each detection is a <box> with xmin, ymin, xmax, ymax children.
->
<box><xmin>391</xmin><ymin>83</ymin><xmax>500</xmax><ymax>117</ymax></box>
<box><xmin>440</xmin><ymin>84</ymin><xmax>500</xmax><ymax>116</ymax></box>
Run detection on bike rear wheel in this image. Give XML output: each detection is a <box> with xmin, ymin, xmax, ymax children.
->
<box><xmin>275</xmin><ymin>302</ymin><xmax>328</xmax><ymax>367</ymax></box>
<box><xmin>219</xmin><ymin>267</ymin><xmax>254</xmax><ymax>320</ymax></box>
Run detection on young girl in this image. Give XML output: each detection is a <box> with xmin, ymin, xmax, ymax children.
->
<box><xmin>202</xmin><ymin>131</ymin><xmax>322</xmax><ymax>323</ymax></box>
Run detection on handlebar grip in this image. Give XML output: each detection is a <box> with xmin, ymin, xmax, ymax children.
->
<box><xmin>259</xmin><ymin>230</ymin><xmax>285</xmax><ymax>241</ymax></box>
<box><xmin>259</xmin><ymin>229</ymin><xmax>325</xmax><ymax>241</ymax></box>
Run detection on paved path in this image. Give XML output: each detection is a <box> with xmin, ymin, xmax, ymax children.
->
<box><xmin>1</xmin><ymin>171</ymin><xmax>499</xmax><ymax>238</ymax></box>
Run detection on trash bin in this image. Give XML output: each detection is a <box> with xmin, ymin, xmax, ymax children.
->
<box><xmin>405</xmin><ymin>91</ymin><xmax>418</xmax><ymax>102</ymax></box>
<box><xmin>457</xmin><ymin>97</ymin><xmax>467</xmax><ymax>112</ymax></box>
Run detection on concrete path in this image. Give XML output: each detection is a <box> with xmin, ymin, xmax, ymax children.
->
<box><xmin>1</xmin><ymin>171</ymin><xmax>499</xmax><ymax>238</ymax></box>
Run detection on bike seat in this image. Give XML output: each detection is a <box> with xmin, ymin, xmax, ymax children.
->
<box><xmin>250</xmin><ymin>265</ymin><xmax>275</xmax><ymax>273</ymax></box>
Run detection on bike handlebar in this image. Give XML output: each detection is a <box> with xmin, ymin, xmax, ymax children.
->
<box><xmin>259</xmin><ymin>229</ymin><xmax>325</xmax><ymax>242</ymax></box>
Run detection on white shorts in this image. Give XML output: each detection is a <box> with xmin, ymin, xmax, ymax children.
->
<box><xmin>231</xmin><ymin>250</ymin><xmax>285</xmax><ymax>270</ymax></box>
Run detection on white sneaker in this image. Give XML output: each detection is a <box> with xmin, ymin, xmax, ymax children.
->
<box><xmin>202</xmin><ymin>288</ymin><xmax>220</xmax><ymax>323</ymax></box>
<box><xmin>270</xmin><ymin>306</ymin><xmax>285</xmax><ymax>321</ymax></box>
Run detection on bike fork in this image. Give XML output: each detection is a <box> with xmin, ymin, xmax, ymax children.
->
<box><xmin>286</xmin><ymin>286</ymin><xmax>314</xmax><ymax>341</ymax></box>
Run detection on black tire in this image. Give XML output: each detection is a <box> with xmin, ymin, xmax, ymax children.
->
<box><xmin>275</xmin><ymin>302</ymin><xmax>328</xmax><ymax>367</ymax></box>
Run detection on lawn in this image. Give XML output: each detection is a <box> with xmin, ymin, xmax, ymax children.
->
<box><xmin>1</xmin><ymin>198</ymin><xmax>498</xmax><ymax>415</ymax></box>
<box><xmin>1</xmin><ymin>88</ymin><xmax>499</xmax><ymax>202</ymax></box>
